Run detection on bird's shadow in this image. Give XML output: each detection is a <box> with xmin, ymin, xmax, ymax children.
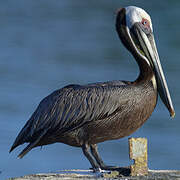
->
<box><xmin>108</xmin><ymin>167</ymin><xmax>131</xmax><ymax>176</ymax></box>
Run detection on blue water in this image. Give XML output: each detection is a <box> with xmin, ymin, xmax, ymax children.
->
<box><xmin>1</xmin><ymin>0</ymin><xmax>180</xmax><ymax>179</ymax></box>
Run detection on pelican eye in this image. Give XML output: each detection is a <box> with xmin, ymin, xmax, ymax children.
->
<box><xmin>142</xmin><ymin>21</ymin><xmax>147</xmax><ymax>25</ymax></box>
<box><xmin>141</xmin><ymin>18</ymin><xmax>150</xmax><ymax>28</ymax></box>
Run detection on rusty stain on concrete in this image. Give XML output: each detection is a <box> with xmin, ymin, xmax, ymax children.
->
<box><xmin>129</xmin><ymin>137</ymin><xmax>148</xmax><ymax>176</ymax></box>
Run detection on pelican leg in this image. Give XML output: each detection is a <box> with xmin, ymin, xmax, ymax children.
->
<box><xmin>82</xmin><ymin>143</ymin><xmax>100</xmax><ymax>172</ymax></box>
<box><xmin>90</xmin><ymin>144</ymin><xmax>119</xmax><ymax>170</ymax></box>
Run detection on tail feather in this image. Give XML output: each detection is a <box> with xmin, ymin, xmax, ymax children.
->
<box><xmin>9</xmin><ymin>134</ymin><xmax>27</xmax><ymax>153</ymax></box>
<box><xmin>18</xmin><ymin>141</ymin><xmax>37</xmax><ymax>159</ymax></box>
<box><xmin>9</xmin><ymin>122</ymin><xmax>32</xmax><ymax>153</ymax></box>
<box><xmin>10</xmin><ymin>129</ymin><xmax>47</xmax><ymax>158</ymax></box>
<box><xmin>9</xmin><ymin>143</ymin><xmax>20</xmax><ymax>153</ymax></box>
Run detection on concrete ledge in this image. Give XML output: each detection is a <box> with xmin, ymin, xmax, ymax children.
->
<box><xmin>8</xmin><ymin>169</ymin><xmax>180</xmax><ymax>180</ymax></box>
<box><xmin>9</xmin><ymin>138</ymin><xmax>178</xmax><ymax>179</ymax></box>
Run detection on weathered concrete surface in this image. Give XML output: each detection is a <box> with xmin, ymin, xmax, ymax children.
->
<box><xmin>129</xmin><ymin>138</ymin><xmax>148</xmax><ymax>176</ymax></box>
<box><xmin>9</xmin><ymin>138</ymin><xmax>179</xmax><ymax>179</ymax></box>
<box><xmin>8</xmin><ymin>169</ymin><xmax>180</xmax><ymax>180</ymax></box>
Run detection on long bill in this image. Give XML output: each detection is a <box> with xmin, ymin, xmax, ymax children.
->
<box><xmin>129</xmin><ymin>24</ymin><xmax>175</xmax><ymax>118</ymax></box>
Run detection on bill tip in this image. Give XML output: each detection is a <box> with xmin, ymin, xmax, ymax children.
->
<box><xmin>170</xmin><ymin>110</ymin><xmax>175</xmax><ymax>118</ymax></box>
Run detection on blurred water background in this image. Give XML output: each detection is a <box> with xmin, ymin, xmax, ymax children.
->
<box><xmin>1</xmin><ymin>0</ymin><xmax>180</xmax><ymax>179</ymax></box>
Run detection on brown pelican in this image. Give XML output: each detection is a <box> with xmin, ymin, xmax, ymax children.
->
<box><xmin>10</xmin><ymin>6</ymin><xmax>175</xmax><ymax>171</ymax></box>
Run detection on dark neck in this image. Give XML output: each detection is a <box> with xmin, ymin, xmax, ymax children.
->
<box><xmin>116</xmin><ymin>8</ymin><xmax>154</xmax><ymax>85</ymax></box>
<box><xmin>133</xmin><ymin>53</ymin><xmax>154</xmax><ymax>84</ymax></box>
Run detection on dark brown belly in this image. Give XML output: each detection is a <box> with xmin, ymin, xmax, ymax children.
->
<box><xmin>39</xmin><ymin>84</ymin><xmax>157</xmax><ymax>147</ymax></box>
<box><xmin>53</xmin><ymin>88</ymin><xmax>157</xmax><ymax>146</ymax></box>
<box><xmin>83</xmin><ymin>99</ymin><xmax>156</xmax><ymax>144</ymax></box>
<box><xmin>85</xmin><ymin>91</ymin><xmax>157</xmax><ymax>144</ymax></box>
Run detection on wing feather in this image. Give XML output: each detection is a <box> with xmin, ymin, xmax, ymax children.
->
<box><xmin>10</xmin><ymin>81</ymin><xmax>128</xmax><ymax>151</ymax></box>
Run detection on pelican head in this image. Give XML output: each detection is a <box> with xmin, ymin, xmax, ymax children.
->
<box><xmin>116</xmin><ymin>6</ymin><xmax>175</xmax><ymax>118</ymax></box>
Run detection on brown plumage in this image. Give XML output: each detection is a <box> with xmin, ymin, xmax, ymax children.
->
<box><xmin>10</xmin><ymin>6</ymin><xmax>174</xmax><ymax>171</ymax></box>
